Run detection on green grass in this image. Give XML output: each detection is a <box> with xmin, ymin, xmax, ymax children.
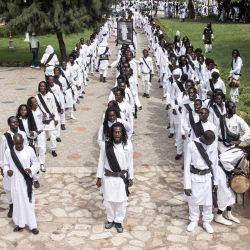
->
<box><xmin>0</xmin><ymin>30</ymin><xmax>92</xmax><ymax>66</ymax></box>
<box><xmin>157</xmin><ymin>18</ymin><xmax>250</xmax><ymax>123</ymax></box>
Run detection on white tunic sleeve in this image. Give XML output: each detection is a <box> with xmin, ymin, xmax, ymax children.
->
<box><xmin>239</xmin><ymin>116</ymin><xmax>250</xmax><ymax>141</ymax></box>
<box><xmin>184</xmin><ymin>142</ymin><xmax>192</xmax><ymax>189</ymax></box>
<box><xmin>28</xmin><ymin>146</ymin><xmax>40</xmax><ymax>177</ymax></box>
<box><xmin>127</xmin><ymin>141</ymin><xmax>134</xmax><ymax>179</ymax></box>
<box><xmin>97</xmin><ymin>144</ymin><xmax>105</xmax><ymax>178</ymax></box>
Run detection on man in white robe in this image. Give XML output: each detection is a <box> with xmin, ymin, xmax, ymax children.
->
<box><xmin>96</xmin><ymin>123</ymin><xmax>133</xmax><ymax>233</ymax></box>
<box><xmin>190</xmin><ymin>108</ymin><xmax>216</xmax><ymax>140</ymax></box>
<box><xmin>3</xmin><ymin>134</ymin><xmax>40</xmax><ymax>234</ymax></box>
<box><xmin>215</xmin><ymin>101</ymin><xmax>250</xmax><ymax>226</ymax></box>
<box><xmin>138</xmin><ymin>49</ymin><xmax>154</xmax><ymax>98</ymax></box>
<box><xmin>184</xmin><ymin>130</ymin><xmax>218</xmax><ymax>234</ymax></box>
<box><xmin>0</xmin><ymin>116</ymin><xmax>28</xmax><ymax>218</ymax></box>
<box><xmin>40</xmin><ymin>45</ymin><xmax>59</xmax><ymax>77</ymax></box>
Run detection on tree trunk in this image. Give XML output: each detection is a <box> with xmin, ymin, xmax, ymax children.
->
<box><xmin>56</xmin><ymin>32</ymin><xmax>67</xmax><ymax>61</ymax></box>
<box><xmin>188</xmin><ymin>0</ymin><xmax>195</xmax><ymax>19</ymax></box>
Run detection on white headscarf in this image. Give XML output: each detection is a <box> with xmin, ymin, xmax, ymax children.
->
<box><xmin>45</xmin><ymin>45</ymin><xmax>54</xmax><ymax>54</ymax></box>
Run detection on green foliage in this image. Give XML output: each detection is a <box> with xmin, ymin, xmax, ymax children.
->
<box><xmin>157</xmin><ymin>18</ymin><xmax>250</xmax><ymax>124</ymax></box>
<box><xmin>0</xmin><ymin>30</ymin><xmax>92</xmax><ymax>66</ymax></box>
<box><xmin>0</xmin><ymin>0</ymin><xmax>117</xmax><ymax>58</ymax></box>
<box><xmin>0</xmin><ymin>0</ymin><xmax>114</xmax><ymax>35</ymax></box>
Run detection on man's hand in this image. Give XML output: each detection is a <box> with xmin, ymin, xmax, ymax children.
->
<box><xmin>184</xmin><ymin>189</ymin><xmax>192</xmax><ymax>196</ymax></box>
<box><xmin>165</xmin><ymin>104</ymin><xmax>171</xmax><ymax>110</ymax></box>
<box><xmin>182</xmin><ymin>135</ymin><xmax>186</xmax><ymax>140</ymax></box>
<box><xmin>25</xmin><ymin>168</ymin><xmax>31</xmax><ymax>175</ymax></box>
<box><xmin>7</xmin><ymin>170</ymin><xmax>13</xmax><ymax>177</ymax></box>
<box><xmin>128</xmin><ymin>179</ymin><xmax>133</xmax><ymax>187</ymax></box>
<box><xmin>96</xmin><ymin>178</ymin><xmax>102</xmax><ymax>188</ymax></box>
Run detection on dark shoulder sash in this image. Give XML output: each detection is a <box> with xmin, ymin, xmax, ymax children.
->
<box><xmin>44</xmin><ymin>53</ymin><xmax>55</xmax><ymax>66</ymax></box>
<box><xmin>54</xmin><ymin>77</ymin><xmax>62</xmax><ymax>88</ymax></box>
<box><xmin>105</xmin><ymin>141</ymin><xmax>122</xmax><ymax>173</ymax></box>
<box><xmin>4</xmin><ymin>132</ymin><xmax>14</xmax><ymax>149</ymax></box>
<box><xmin>37</xmin><ymin>94</ymin><xmax>52</xmax><ymax>115</ymax></box>
<box><xmin>176</xmin><ymin>80</ymin><xmax>185</xmax><ymax>92</ymax></box>
<box><xmin>211</xmin><ymin>104</ymin><xmax>222</xmax><ymax>118</ymax></box>
<box><xmin>61</xmin><ymin>71</ymin><xmax>74</xmax><ymax>96</ymax></box>
<box><xmin>49</xmin><ymin>89</ymin><xmax>62</xmax><ymax>113</ymax></box>
<box><xmin>194</xmin><ymin>141</ymin><xmax>212</xmax><ymax>168</ymax></box>
<box><xmin>9</xmin><ymin>149</ymin><xmax>33</xmax><ymax>202</ymax></box>
<box><xmin>142</xmin><ymin>57</ymin><xmax>152</xmax><ymax>72</ymax></box>
<box><xmin>193</xmin><ymin>121</ymin><xmax>204</xmax><ymax>138</ymax></box>
<box><xmin>184</xmin><ymin>104</ymin><xmax>195</xmax><ymax>127</ymax></box>
<box><xmin>18</xmin><ymin>119</ymin><xmax>25</xmax><ymax>133</ymax></box>
<box><xmin>209</xmin><ymin>79</ymin><xmax>215</xmax><ymax>92</ymax></box>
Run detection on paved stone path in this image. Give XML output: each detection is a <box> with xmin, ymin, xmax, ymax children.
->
<box><xmin>0</xmin><ymin>30</ymin><xmax>250</xmax><ymax>250</ymax></box>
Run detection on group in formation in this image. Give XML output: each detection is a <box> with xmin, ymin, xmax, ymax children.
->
<box><xmin>0</xmin><ymin>0</ymin><xmax>249</xmax><ymax>239</ymax></box>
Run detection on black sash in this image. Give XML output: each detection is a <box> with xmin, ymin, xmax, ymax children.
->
<box><xmin>54</xmin><ymin>77</ymin><xmax>62</xmax><ymax>88</ymax></box>
<box><xmin>176</xmin><ymin>80</ymin><xmax>185</xmax><ymax>92</ymax></box>
<box><xmin>211</xmin><ymin>104</ymin><xmax>222</xmax><ymax>119</ymax></box>
<box><xmin>44</xmin><ymin>53</ymin><xmax>55</xmax><ymax>66</ymax></box>
<box><xmin>99</xmin><ymin>47</ymin><xmax>109</xmax><ymax>60</ymax></box>
<box><xmin>61</xmin><ymin>71</ymin><xmax>75</xmax><ymax>97</ymax></box>
<box><xmin>18</xmin><ymin>119</ymin><xmax>25</xmax><ymax>133</ymax></box>
<box><xmin>49</xmin><ymin>89</ymin><xmax>62</xmax><ymax>113</ymax></box>
<box><xmin>105</xmin><ymin>141</ymin><xmax>130</xmax><ymax>196</ymax></box>
<box><xmin>211</xmin><ymin>105</ymin><xmax>231</xmax><ymax>147</ymax></box>
<box><xmin>209</xmin><ymin>79</ymin><xmax>215</xmax><ymax>92</ymax></box>
<box><xmin>37</xmin><ymin>94</ymin><xmax>52</xmax><ymax>116</ymax></box>
<box><xmin>10</xmin><ymin>148</ymin><xmax>33</xmax><ymax>203</ymax></box>
<box><xmin>142</xmin><ymin>57</ymin><xmax>152</xmax><ymax>82</ymax></box>
<box><xmin>4</xmin><ymin>132</ymin><xmax>14</xmax><ymax>149</ymax></box>
<box><xmin>194</xmin><ymin>141</ymin><xmax>213</xmax><ymax>170</ymax></box>
<box><xmin>193</xmin><ymin>121</ymin><xmax>204</xmax><ymax>138</ymax></box>
<box><xmin>184</xmin><ymin>104</ymin><xmax>195</xmax><ymax>127</ymax></box>
<box><xmin>194</xmin><ymin>140</ymin><xmax>217</xmax><ymax>208</ymax></box>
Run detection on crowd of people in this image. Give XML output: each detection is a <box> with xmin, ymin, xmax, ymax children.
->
<box><xmin>0</xmin><ymin>21</ymin><xmax>123</xmax><ymax>234</ymax></box>
<box><xmin>138</xmin><ymin>5</ymin><xmax>249</xmax><ymax>234</ymax></box>
<box><xmin>0</xmin><ymin>0</ymin><xmax>249</xmax><ymax>239</ymax></box>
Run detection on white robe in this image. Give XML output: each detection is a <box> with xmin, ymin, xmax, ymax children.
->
<box><xmin>0</xmin><ymin>130</ymin><xmax>28</xmax><ymax>192</ymax></box>
<box><xmin>96</xmin><ymin>141</ymin><xmax>133</xmax><ymax>202</ymax></box>
<box><xmin>3</xmin><ymin>145</ymin><xmax>40</xmax><ymax>229</ymax></box>
<box><xmin>184</xmin><ymin>139</ymin><xmax>218</xmax><ymax>206</ymax></box>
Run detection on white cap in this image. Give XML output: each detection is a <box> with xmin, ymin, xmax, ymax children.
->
<box><xmin>176</xmin><ymin>30</ymin><xmax>180</xmax><ymax>36</ymax></box>
<box><xmin>173</xmin><ymin>68</ymin><xmax>182</xmax><ymax>76</ymax></box>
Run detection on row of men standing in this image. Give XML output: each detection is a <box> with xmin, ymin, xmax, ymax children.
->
<box><xmin>142</xmin><ymin>15</ymin><xmax>249</xmax><ymax>234</ymax></box>
<box><xmin>0</xmin><ymin>24</ymin><xmax>120</xmax><ymax>234</ymax></box>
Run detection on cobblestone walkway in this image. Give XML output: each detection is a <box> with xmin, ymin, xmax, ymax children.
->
<box><xmin>0</xmin><ymin>30</ymin><xmax>250</xmax><ymax>250</ymax></box>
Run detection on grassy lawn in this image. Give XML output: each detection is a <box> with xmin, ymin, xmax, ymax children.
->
<box><xmin>0</xmin><ymin>30</ymin><xmax>92</xmax><ymax>66</ymax></box>
<box><xmin>157</xmin><ymin>18</ymin><xmax>250</xmax><ymax>122</ymax></box>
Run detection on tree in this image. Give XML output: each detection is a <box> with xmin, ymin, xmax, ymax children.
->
<box><xmin>187</xmin><ymin>0</ymin><xmax>195</xmax><ymax>19</ymax></box>
<box><xmin>0</xmin><ymin>0</ymin><xmax>117</xmax><ymax>59</ymax></box>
